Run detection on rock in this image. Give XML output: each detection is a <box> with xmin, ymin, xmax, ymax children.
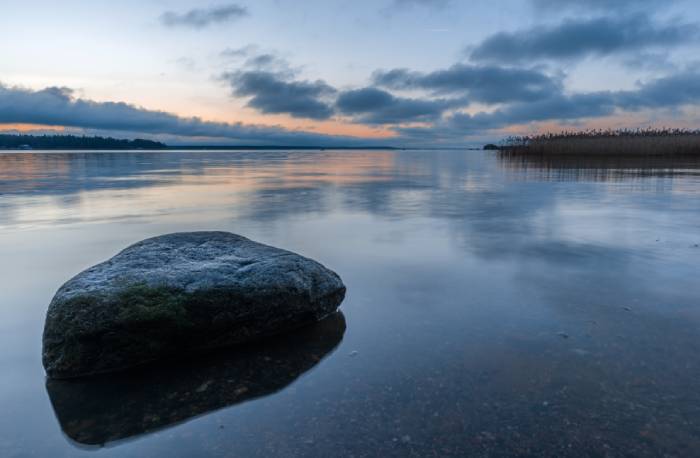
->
<box><xmin>42</xmin><ymin>232</ymin><xmax>346</xmax><ymax>379</ymax></box>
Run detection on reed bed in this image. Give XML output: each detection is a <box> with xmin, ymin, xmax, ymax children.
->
<box><xmin>500</xmin><ymin>128</ymin><xmax>700</xmax><ymax>156</ymax></box>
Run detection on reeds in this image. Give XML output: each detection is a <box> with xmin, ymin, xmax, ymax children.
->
<box><xmin>500</xmin><ymin>128</ymin><xmax>700</xmax><ymax>156</ymax></box>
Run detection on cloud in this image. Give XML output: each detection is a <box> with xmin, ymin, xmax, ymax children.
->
<box><xmin>622</xmin><ymin>52</ymin><xmax>678</xmax><ymax>72</ymax></box>
<box><xmin>0</xmin><ymin>83</ymin><xmax>364</xmax><ymax>145</ymax></box>
<box><xmin>243</xmin><ymin>53</ymin><xmax>287</xmax><ymax>71</ymax></box>
<box><xmin>372</xmin><ymin>64</ymin><xmax>562</xmax><ymax>104</ymax></box>
<box><xmin>160</xmin><ymin>4</ymin><xmax>248</xmax><ymax>29</ymax></box>
<box><xmin>454</xmin><ymin>92</ymin><xmax>616</xmax><ymax>132</ymax></box>
<box><xmin>402</xmin><ymin>69</ymin><xmax>700</xmax><ymax>136</ymax></box>
<box><xmin>393</xmin><ymin>92</ymin><xmax>617</xmax><ymax>140</ymax></box>
<box><xmin>381</xmin><ymin>0</ymin><xmax>451</xmax><ymax>16</ymax></box>
<box><xmin>336</xmin><ymin>87</ymin><xmax>466</xmax><ymax>124</ymax></box>
<box><xmin>221</xmin><ymin>49</ymin><xmax>473</xmax><ymax>124</ymax></box>
<box><xmin>220</xmin><ymin>45</ymin><xmax>257</xmax><ymax>60</ymax></box>
<box><xmin>532</xmin><ymin>0</ymin><xmax>671</xmax><ymax>12</ymax></box>
<box><xmin>616</xmin><ymin>70</ymin><xmax>700</xmax><ymax>110</ymax></box>
<box><xmin>219</xmin><ymin>49</ymin><xmax>336</xmax><ymax>120</ymax></box>
<box><xmin>391</xmin><ymin>0</ymin><xmax>451</xmax><ymax>8</ymax></box>
<box><xmin>5</xmin><ymin>64</ymin><xmax>700</xmax><ymax>146</ymax></box>
<box><xmin>470</xmin><ymin>15</ymin><xmax>698</xmax><ymax>64</ymax></box>
<box><xmin>229</xmin><ymin>48</ymin><xmax>295</xmax><ymax>73</ymax></box>
<box><xmin>222</xmin><ymin>70</ymin><xmax>336</xmax><ymax>120</ymax></box>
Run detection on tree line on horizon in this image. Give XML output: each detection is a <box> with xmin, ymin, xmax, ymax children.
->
<box><xmin>0</xmin><ymin>134</ymin><xmax>166</xmax><ymax>150</ymax></box>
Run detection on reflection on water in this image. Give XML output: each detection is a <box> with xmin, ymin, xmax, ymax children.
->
<box><xmin>498</xmin><ymin>149</ymin><xmax>700</xmax><ymax>182</ymax></box>
<box><xmin>1</xmin><ymin>150</ymin><xmax>700</xmax><ymax>457</ymax></box>
<box><xmin>46</xmin><ymin>312</ymin><xmax>345</xmax><ymax>447</ymax></box>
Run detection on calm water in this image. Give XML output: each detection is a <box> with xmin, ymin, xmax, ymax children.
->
<box><xmin>1</xmin><ymin>150</ymin><xmax>699</xmax><ymax>457</ymax></box>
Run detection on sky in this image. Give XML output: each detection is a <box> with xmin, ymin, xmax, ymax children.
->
<box><xmin>2</xmin><ymin>0</ymin><xmax>700</xmax><ymax>146</ymax></box>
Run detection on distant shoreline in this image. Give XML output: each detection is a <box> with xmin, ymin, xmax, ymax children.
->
<box><xmin>493</xmin><ymin>129</ymin><xmax>700</xmax><ymax>156</ymax></box>
<box><xmin>0</xmin><ymin>134</ymin><xmax>166</xmax><ymax>150</ymax></box>
<box><xmin>0</xmin><ymin>133</ymin><xmax>404</xmax><ymax>151</ymax></box>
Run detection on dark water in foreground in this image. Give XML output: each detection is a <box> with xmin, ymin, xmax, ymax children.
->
<box><xmin>1</xmin><ymin>150</ymin><xmax>699</xmax><ymax>457</ymax></box>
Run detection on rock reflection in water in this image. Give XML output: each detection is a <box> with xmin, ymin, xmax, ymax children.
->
<box><xmin>46</xmin><ymin>312</ymin><xmax>346</xmax><ymax>447</ymax></box>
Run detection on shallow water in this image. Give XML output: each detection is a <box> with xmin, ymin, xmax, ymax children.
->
<box><xmin>1</xmin><ymin>149</ymin><xmax>699</xmax><ymax>457</ymax></box>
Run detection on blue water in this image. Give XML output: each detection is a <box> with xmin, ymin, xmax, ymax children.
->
<box><xmin>1</xmin><ymin>150</ymin><xmax>699</xmax><ymax>457</ymax></box>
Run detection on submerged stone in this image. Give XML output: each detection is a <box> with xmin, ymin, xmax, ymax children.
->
<box><xmin>42</xmin><ymin>232</ymin><xmax>346</xmax><ymax>379</ymax></box>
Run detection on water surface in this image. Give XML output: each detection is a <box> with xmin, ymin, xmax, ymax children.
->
<box><xmin>1</xmin><ymin>149</ymin><xmax>699</xmax><ymax>457</ymax></box>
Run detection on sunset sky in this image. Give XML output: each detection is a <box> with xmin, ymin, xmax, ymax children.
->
<box><xmin>2</xmin><ymin>0</ymin><xmax>700</xmax><ymax>146</ymax></box>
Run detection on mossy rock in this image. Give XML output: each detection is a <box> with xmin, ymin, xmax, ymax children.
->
<box><xmin>42</xmin><ymin>232</ymin><xmax>346</xmax><ymax>378</ymax></box>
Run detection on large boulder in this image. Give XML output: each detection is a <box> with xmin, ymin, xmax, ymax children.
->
<box><xmin>42</xmin><ymin>232</ymin><xmax>346</xmax><ymax>379</ymax></box>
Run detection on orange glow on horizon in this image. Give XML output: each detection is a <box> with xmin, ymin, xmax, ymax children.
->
<box><xmin>213</xmin><ymin>111</ymin><xmax>398</xmax><ymax>139</ymax></box>
<box><xmin>0</xmin><ymin>123</ymin><xmax>66</xmax><ymax>133</ymax></box>
<box><xmin>0</xmin><ymin>116</ymin><xmax>397</xmax><ymax>141</ymax></box>
<box><xmin>110</xmin><ymin>97</ymin><xmax>398</xmax><ymax>140</ymax></box>
<box><xmin>291</xmin><ymin>120</ymin><xmax>396</xmax><ymax>139</ymax></box>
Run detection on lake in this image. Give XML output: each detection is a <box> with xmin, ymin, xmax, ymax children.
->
<box><xmin>1</xmin><ymin>149</ymin><xmax>699</xmax><ymax>457</ymax></box>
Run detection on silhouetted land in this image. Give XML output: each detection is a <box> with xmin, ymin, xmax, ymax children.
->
<box><xmin>0</xmin><ymin>134</ymin><xmax>398</xmax><ymax>151</ymax></box>
<box><xmin>497</xmin><ymin>129</ymin><xmax>700</xmax><ymax>156</ymax></box>
<box><xmin>0</xmin><ymin>134</ymin><xmax>166</xmax><ymax>150</ymax></box>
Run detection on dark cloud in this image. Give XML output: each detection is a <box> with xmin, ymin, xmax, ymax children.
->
<box><xmin>372</xmin><ymin>64</ymin><xmax>561</xmax><ymax>104</ymax></box>
<box><xmin>392</xmin><ymin>92</ymin><xmax>616</xmax><ymax>141</ymax></box>
<box><xmin>222</xmin><ymin>49</ymin><xmax>472</xmax><ymax>124</ymax></box>
<box><xmin>160</xmin><ymin>4</ymin><xmax>248</xmax><ymax>29</ymax></box>
<box><xmin>336</xmin><ymin>87</ymin><xmax>465</xmax><ymax>124</ymax></box>
<box><xmin>219</xmin><ymin>49</ymin><xmax>334</xmax><ymax>120</ymax></box>
<box><xmin>222</xmin><ymin>70</ymin><xmax>336</xmax><ymax>120</ymax></box>
<box><xmin>616</xmin><ymin>70</ymin><xmax>700</xmax><ymax>109</ymax></box>
<box><xmin>445</xmin><ymin>92</ymin><xmax>616</xmax><ymax>133</ymax></box>
<box><xmin>0</xmin><ymin>83</ymin><xmax>362</xmax><ymax>146</ymax></box>
<box><xmin>470</xmin><ymin>15</ymin><xmax>697</xmax><ymax>64</ymax></box>
<box><xmin>402</xmin><ymin>69</ymin><xmax>700</xmax><ymax>137</ymax></box>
